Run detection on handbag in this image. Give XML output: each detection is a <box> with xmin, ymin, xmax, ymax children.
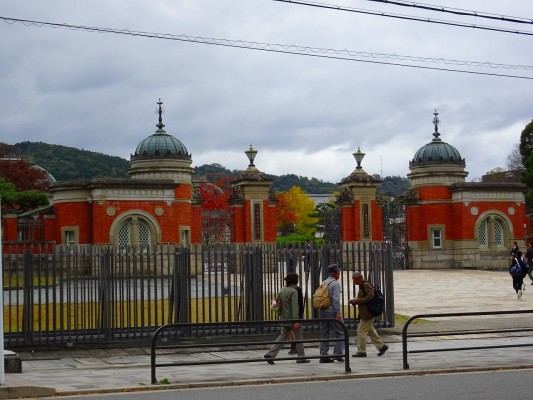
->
<box><xmin>270</xmin><ymin>296</ymin><xmax>282</xmax><ymax>313</ymax></box>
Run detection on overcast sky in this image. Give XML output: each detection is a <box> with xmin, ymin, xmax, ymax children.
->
<box><xmin>1</xmin><ymin>0</ymin><xmax>533</xmax><ymax>184</ymax></box>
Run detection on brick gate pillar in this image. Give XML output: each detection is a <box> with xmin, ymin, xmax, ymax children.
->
<box><xmin>229</xmin><ymin>146</ymin><xmax>276</xmax><ymax>243</ymax></box>
<box><xmin>338</xmin><ymin>147</ymin><xmax>382</xmax><ymax>242</ymax></box>
<box><xmin>2</xmin><ymin>211</ymin><xmax>18</xmax><ymax>241</ymax></box>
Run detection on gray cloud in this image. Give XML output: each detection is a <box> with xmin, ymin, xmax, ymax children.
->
<box><xmin>1</xmin><ymin>0</ymin><xmax>532</xmax><ymax>184</ymax></box>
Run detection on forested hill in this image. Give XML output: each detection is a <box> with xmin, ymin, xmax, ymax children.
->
<box><xmin>8</xmin><ymin>141</ymin><xmax>341</xmax><ymax>193</ymax></box>
<box><xmin>12</xmin><ymin>141</ymin><xmax>130</xmax><ymax>181</ymax></box>
<box><xmin>194</xmin><ymin>164</ymin><xmax>339</xmax><ymax>193</ymax></box>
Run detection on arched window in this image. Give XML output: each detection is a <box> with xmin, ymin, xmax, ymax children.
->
<box><xmin>477</xmin><ymin>215</ymin><xmax>506</xmax><ymax>248</ymax></box>
<box><xmin>117</xmin><ymin>216</ymin><xmax>153</xmax><ymax>251</ymax></box>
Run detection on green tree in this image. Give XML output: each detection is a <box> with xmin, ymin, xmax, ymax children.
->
<box><xmin>311</xmin><ymin>199</ymin><xmax>340</xmax><ymax>242</ymax></box>
<box><xmin>377</xmin><ymin>176</ymin><xmax>410</xmax><ymax>197</ymax></box>
<box><xmin>0</xmin><ymin>179</ymin><xmax>49</xmax><ymax>213</ymax></box>
<box><xmin>519</xmin><ymin>118</ymin><xmax>533</xmax><ymax>211</ymax></box>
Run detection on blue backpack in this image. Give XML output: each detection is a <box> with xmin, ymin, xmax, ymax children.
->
<box><xmin>509</xmin><ymin>259</ymin><xmax>526</xmax><ymax>277</ymax></box>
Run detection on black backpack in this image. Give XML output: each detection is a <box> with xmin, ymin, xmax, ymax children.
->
<box><xmin>360</xmin><ymin>281</ymin><xmax>385</xmax><ymax>316</ymax></box>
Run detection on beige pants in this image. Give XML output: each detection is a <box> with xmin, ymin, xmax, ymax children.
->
<box><xmin>357</xmin><ymin>317</ymin><xmax>384</xmax><ymax>353</ymax></box>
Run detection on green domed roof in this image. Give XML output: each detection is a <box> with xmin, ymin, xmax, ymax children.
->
<box><xmin>131</xmin><ymin>99</ymin><xmax>191</xmax><ymax>161</ymax></box>
<box><xmin>134</xmin><ymin>129</ymin><xmax>189</xmax><ymax>157</ymax></box>
<box><xmin>410</xmin><ymin>111</ymin><xmax>464</xmax><ymax>167</ymax></box>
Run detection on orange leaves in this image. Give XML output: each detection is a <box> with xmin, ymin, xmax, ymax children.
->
<box><xmin>197</xmin><ymin>178</ymin><xmax>233</xmax><ymax>211</ymax></box>
<box><xmin>275</xmin><ymin>186</ymin><xmax>317</xmax><ymax>235</ymax></box>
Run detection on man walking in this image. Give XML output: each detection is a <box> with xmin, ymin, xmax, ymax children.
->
<box><xmin>511</xmin><ymin>241</ymin><xmax>520</xmax><ymax>257</ymax></box>
<box><xmin>304</xmin><ymin>239</ymin><xmax>312</xmax><ymax>272</ymax></box>
<box><xmin>509</xmin><ymin>250</ymin><xmax>528</xmax><ymax>300</ymax></box>
<box><xmin>349</xmin><ymin>271</ymin><xmax>389</xmax><ymax>358</ymax></box>
<box><xmin>264</xmin><ymin>272</ymin><xmax>309</xmax><ymax>364</ymax></box>
<box><xmin>525</xmin><ymin>241</ymin><xmax>533</xmax><ymax>285</ymax></box>
<box><xmin>318</xmin><ymin>264</ymin><xmax>344</xmax><ymax>363</ymax></box>
<box><xmin>286</xmin><ymin>244</ymin><xmax>296</xmax><ymax>272</ymax></box>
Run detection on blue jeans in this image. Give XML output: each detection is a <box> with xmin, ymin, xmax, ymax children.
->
<box><xmin>319</xmin><ymin>308</ymin><xmax>344</xmax><ymax>356</ymax></box>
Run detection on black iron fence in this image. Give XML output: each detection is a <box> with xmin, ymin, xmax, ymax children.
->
<box><xmin>1</xmin><ymin>241</ymin><xmax>394</xmax><ymax>347</ymax></box>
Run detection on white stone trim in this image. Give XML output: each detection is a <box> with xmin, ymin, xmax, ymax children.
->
<box><xmin>90</xmin><ymin>188</ymin><xmax>175</xmax><ymax>202</ymax></box>
<box><xmin>452</xmin><ymin>190</ymin><xmax>525</xmax><ymax>205</ymax></box>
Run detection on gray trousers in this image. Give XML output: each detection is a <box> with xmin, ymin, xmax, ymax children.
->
<box><xmin>266</xmin><ymin>326</ymin><xmax>305</xmax><ymax>358</ymax></box>
<box><xmin>319</xmin><ymin>309</ymin><xmax>344</xmax><ymax>356</ymax></box>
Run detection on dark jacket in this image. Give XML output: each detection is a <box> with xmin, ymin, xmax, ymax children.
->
<box><xmin>356</xmin><ymin>280</ymin><xmax>375</xmax><ymax>321</ymax></box>
<box><xmin>296</xmin><ymin>286</ymin><xmax>304</xmax><ymax>318</ymax></box>
<box><xmin>526</xmin><ymin>247</ymin><xmax>533</xmax><ymax>265</ymax></box>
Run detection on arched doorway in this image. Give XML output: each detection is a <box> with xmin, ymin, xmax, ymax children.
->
<box><xmin>110</xmin><ymin>211</ymin><xmax>161</xmax><ymax>250</ymax></box>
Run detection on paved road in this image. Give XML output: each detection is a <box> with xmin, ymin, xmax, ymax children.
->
<box><xmin>39</xmin><ymin>369</ymin><xmax>533</xmax><ymax>400</ymax></box>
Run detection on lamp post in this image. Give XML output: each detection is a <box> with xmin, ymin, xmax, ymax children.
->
<box><xmin>353</xmin><ymin>147</ymin><xmax>365</xmax><ymax>170</ymax></box>
<box><xmin>245</xmin><ymin>145</ymin><xmax>258</xmax><ymax>167</ymax></box>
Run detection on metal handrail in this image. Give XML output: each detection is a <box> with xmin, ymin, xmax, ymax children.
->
<box><xmin>151</xmin><ymin>319</ymin><xmax>351</xmax><ymax>384</ymax></box>
<box><xmin>402</xmin><ymin>309</ymin><xmax>533</xmax><ymax>370</ymax></box>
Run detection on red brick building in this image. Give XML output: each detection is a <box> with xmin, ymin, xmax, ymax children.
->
<box><xmin>405</xmin><ymin>111</ymin><xmax>529</xmax><ymax>269</ymax></box>
<box><xmin>4</xmin><ymin>105</ymin><xmax>527</xmax><ymax>264</ymax></box>
<box><xmin>3</xmin><ymin>101</ymin><xmax>277</xmax><ymax>246</ymax></box>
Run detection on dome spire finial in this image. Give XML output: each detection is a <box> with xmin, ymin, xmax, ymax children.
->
<box><xmin>156</xmin><ymin>98</ymin><xmax>165</xmax><ymax>130</ymax></box>
<box><xmin>433</xmin><ymin>109</ymin><xmax>440</xmax><ymax>139</ymax></box>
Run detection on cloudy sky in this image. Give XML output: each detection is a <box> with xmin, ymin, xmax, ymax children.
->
<box><xmin>1</xmin><ymin>1</ymin><xmax>533</xmax><ymax>184</ymax></box>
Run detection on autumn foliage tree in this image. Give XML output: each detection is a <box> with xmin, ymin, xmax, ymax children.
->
<box><xmin>0</xmin><ymin>144</ymin><xmax>50</xmax><ymax>213</ymax></box>
<box><xmin>0</xmin><ymin>143</ymin><xmax>50</xmax><ymax>192</ymax></box>
<box><xmin>197</xmin><ymin>177</ymin><xmax>234</xmax><ymax>243</ymax></box>
<box><xmin>275</xmin><ymin>192</ymin><xmax>298</xmax><ymax>235</ymax></box>
<box><xmin>275</xmin><ymin>186</ymin><xmax>318</xmax><ymax>236</ymax></box>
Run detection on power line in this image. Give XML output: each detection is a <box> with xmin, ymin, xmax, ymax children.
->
<box><xmin>272</xmin><ymin>0</ymin><xmax>533</xmax><ymax>37</ymax></box>
<box><xmin>1</xmin><ymin>16</ymin><xmax>533</xmax><ymax>80</ymax></box>
<box><xmin>359</xmin><ymin>0</ymin><xmax>533</xmax><ymax>25</ymax></box>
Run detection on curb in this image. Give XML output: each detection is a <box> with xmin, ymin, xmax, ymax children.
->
<box><xmin>0</xmin><ymin>385</ymin><xmax>55</xmax><ymax>400</ymax></box>
<box><xmin>45</xmin><ymin>363</ymin><xmax>533</xmax><ymax>398</ymax></box>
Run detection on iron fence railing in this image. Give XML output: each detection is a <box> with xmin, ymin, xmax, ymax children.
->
<box><xmin>1</xmin><ymin>241</ymin><xmax>393</xmax><ymax>347</ymax></box>
<box><xmin>150</xmin><ymin>319</ymin><xmax>352</xmax><ymax>384</ymax></box>
<box><xmin>401</xmin><ymin>310</ymin><xmax>533</xmax><ymax>369</ymax></box>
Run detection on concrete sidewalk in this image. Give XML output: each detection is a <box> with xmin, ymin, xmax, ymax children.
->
<box><xmin>2</xmin><ymin>269</ymin><xmax>533</xmax><ymax>398</ymax></box>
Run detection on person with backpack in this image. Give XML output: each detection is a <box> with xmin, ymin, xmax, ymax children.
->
<box><xmin>264</xmin><ymin>272</ymin><xmax>310</xmax><ymax>364</ymax></box>
<box><xmin>318</xmin><ymin>264</ymin><xmax>344</xmax><ymax>363</ymax></box>
<box><xmin>509</xmin><ymin>250</ymin><xmax>529</xmax><ymax>300</ymax></box>
<box><xmin>348</xmin><ymin>271</ymin><xmax>389</xmax><ymax>358</ymax></box>
<box><xmin>525</xmin><ymin>241</ymin><xmax>533</xmax><ymax>286</ymax></box>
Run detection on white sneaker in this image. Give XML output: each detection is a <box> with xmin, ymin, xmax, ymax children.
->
<box><xmin>522</xmin><ymin>283</ymin><xmax>526</xmax><ymax>292</ymax></box>
<box><xmin>518</xmin><ymin>290</ymin><xmax>523</xmax><ymax>300</ymax></box>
